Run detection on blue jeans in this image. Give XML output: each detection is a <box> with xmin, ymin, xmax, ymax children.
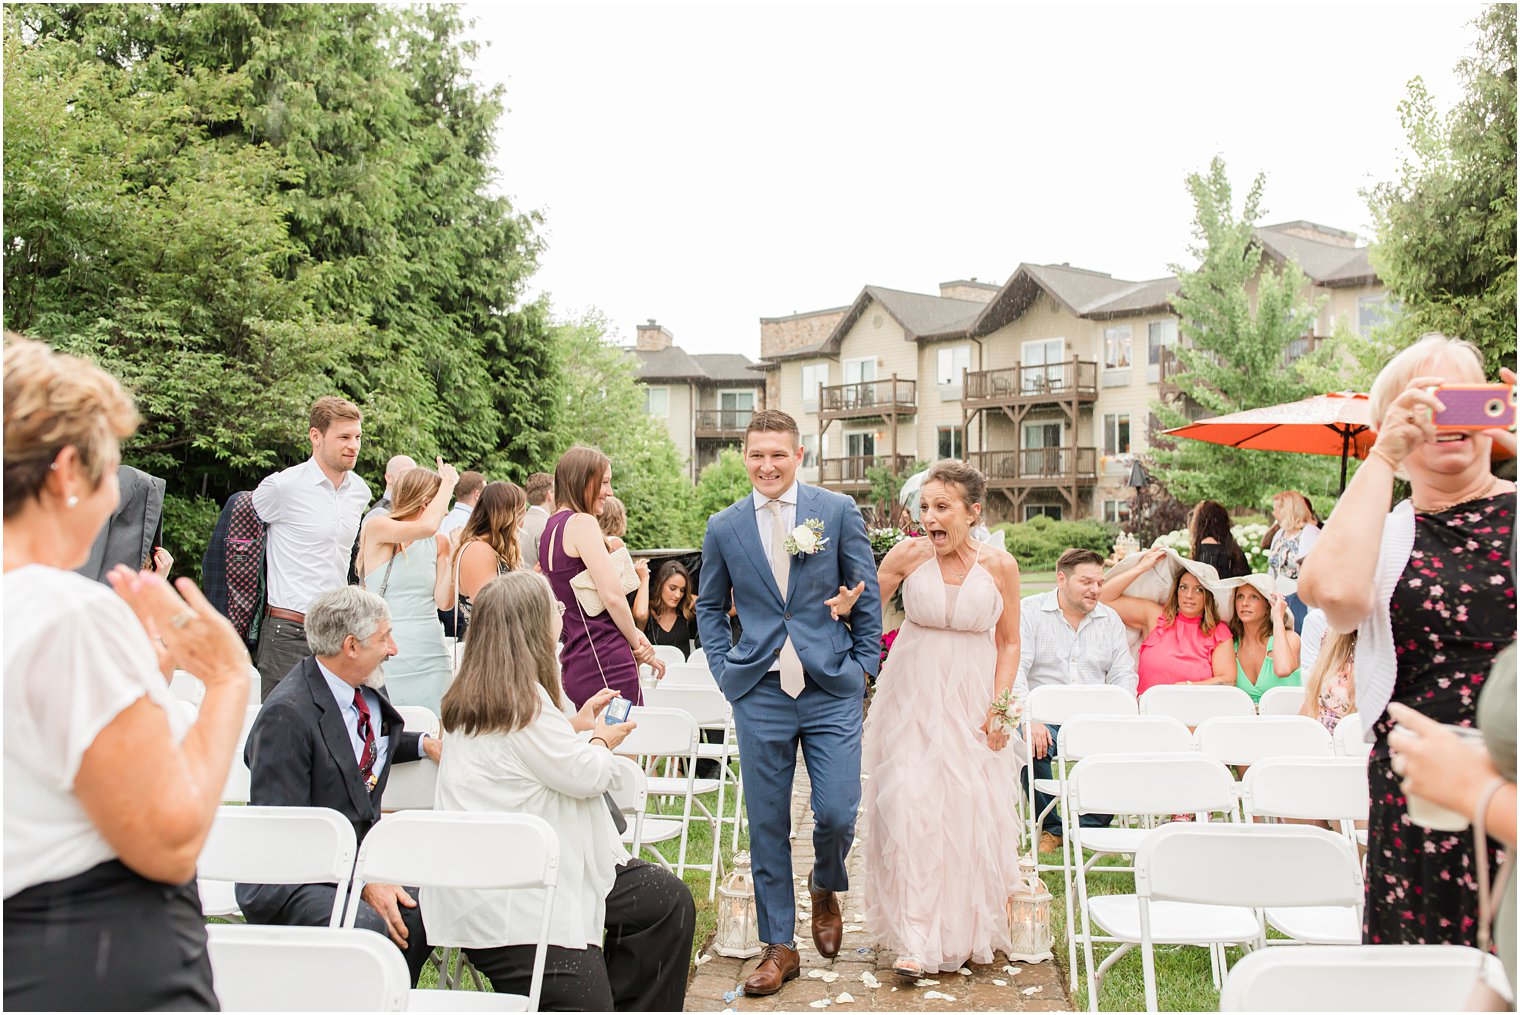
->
<box><xmin>1031</xmin><ymin>722</ymin><xmax>1114</xmax><ymax>836</ymax></box>
<box><xmin>1284</xmin><ymin>592</ymin><xmax>1309</xmax><ymax>630</ymax></box>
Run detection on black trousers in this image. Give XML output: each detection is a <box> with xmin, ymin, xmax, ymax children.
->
<box><xmin>251</xmin><ymin>882</ymin><xmax>432</xmax><ymax>986</ymax></box>
<box><xmin>5</xmin><ymin>860</ymin><xmax>218</xmax><ymax>1011</ymax></box>
<box><xmin>255</xmin><ymin>616</ymin><xmax>309</xmax><ymax>701</ymax></box>
<box><xmin>465</xmin><ymin>859</ymin><xmax>694</xmax><ymax>1012</ymax></box>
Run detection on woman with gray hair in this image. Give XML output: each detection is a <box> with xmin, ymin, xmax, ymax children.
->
<box><xmin>1300</xmin><ymin>334</ymin><xmax>1516</xmax><ymax>948</ymax></box>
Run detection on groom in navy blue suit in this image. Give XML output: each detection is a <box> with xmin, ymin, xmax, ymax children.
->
<box><xmin>696</xmin><ymin>410</ymin><xmax>882</xmax><ymax>997</ymax></box>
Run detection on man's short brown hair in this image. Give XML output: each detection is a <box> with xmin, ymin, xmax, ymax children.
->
<box><xmin>524</xmin><ymin>471</ymin><xmax>554</xmax><ymax>506</ymax></box>
<box><xmin>309</xmin><ymin>396</ymin><xmax>362</xmax><ymax>435</ymax></box>
<box><xmin>455</xmin><ymin>470</ymin><xmax>486</xmax><ymax>500</ymax></box>
<box><xmin>744</xmin><ymin>409</ymin><xmax>800</xmax><ymax>446</ymax></box>
<box><xmin>1056</xmin><ymin>547</ymin><xmax>1104</xmax><ymax>576</ymax></box>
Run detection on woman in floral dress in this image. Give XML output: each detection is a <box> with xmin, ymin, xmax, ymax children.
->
<box><xmin>1301</xmin><ymin>335</ymin><xmax>1516</xmax><ymax>946</ymax></box>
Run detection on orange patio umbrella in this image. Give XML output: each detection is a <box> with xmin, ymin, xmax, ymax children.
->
<box><xmin>1162</xmin><ymin>392</ymin><xmax>1375</xmax><ymax>492</ymax></box>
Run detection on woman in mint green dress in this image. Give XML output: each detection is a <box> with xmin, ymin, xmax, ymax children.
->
<box><xmin>1229</xmin><ymin>578</ymin><xmax>1301</xmax><ymax>705</ymax></box>
<box><xmin>358</xmin><ymin>462</ymin><xmax>459</xmax><ymax>713</ymax></box>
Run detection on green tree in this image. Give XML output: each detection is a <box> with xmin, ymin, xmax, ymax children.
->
<box><xmin>1149</xmin><ymin>157</ymin><xmax>1342</xmax><ymax>508</ymax></box>
<box><xmin>4</xmin><ymin>4</ymin><xmax>556</xmax><ymax>578</ymax></box>
<box><xmin>546</xmin><ymin>312</ymin><xmax>697</xmax><ymax>549</ymax></box>
<box><xmin>1366</xmin><ymin>4</ymin><xmax>1517</xmax><ymax>374</ymax></box>
<box><xmin>692</xmin><ymin>449</ymin><xmax>754</xmax><ymax>523</ymax></box>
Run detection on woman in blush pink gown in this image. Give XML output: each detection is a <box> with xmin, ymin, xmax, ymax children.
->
<box><xmin>860</xmin><ymin>461</ymin><xmax>1023</xmax><ymax>978</ymax></box>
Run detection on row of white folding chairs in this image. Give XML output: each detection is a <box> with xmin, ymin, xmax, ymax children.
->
<box><xmin>650</xmin><ymin>644</ymin><xmax>707</xmax><ymax>670</ymax></box>
<box><xmin>200</xmin><ymin>806</ymin><xmax>558</xmax><ymax>1011</ymax></box>
<box><xmin>1219</xmin><ymin>943</ymin><xmax>1511</xmax><ymax>1012</ymax></box>
<box><xmin>1065</xmin><ymin>759</ymin><xmax>1366</xmax><ymax>1012</ymax></box>
<box><xmin>645</xmin><ymin>663</ymin><xmax>750</xmax><ymax>851</ymax></box>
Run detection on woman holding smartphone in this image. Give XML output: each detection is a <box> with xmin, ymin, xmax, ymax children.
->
<box><xmin>1300</xmin><ymin>334</ymin><xmax>1516</xmax><ymax>948</ymax></box>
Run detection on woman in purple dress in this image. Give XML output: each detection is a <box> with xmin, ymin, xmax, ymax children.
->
<box><xmin>540</xmin><ymin>446</ymin><xmax>666</xmax><ymax>708</ymax></box>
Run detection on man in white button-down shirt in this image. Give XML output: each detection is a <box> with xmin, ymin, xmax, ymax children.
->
<box><xmin>1015</xmin><ymin>547</ymin><xmax>1137</xmax><ymax>850</ymax></box>
<box><xmin>251</xmin><ymin>397</ymin><xmax>372</xmax><ymax>699</ymax></box>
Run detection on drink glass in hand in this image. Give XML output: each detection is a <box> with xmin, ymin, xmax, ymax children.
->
<box><xmin>1390</xmin><ymin>722</ymin><xmax>1489</xmax><ymax>831</ymax></box>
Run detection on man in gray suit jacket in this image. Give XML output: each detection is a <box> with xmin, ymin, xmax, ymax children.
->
<box><xmin>521</xmin><ymin>471</ymin><xmax>554</xmax><ymax>569</ymax></box>
<box><xmin>75</xmin><ymin>465</ymin><xmax>165</xmax><ymax>582</ymax></box>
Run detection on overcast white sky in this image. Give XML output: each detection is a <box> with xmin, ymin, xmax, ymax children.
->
<box><xmin>462</xmin><ymin>1</ymin><xmax>1483</xmax><ymax>358</ymax></box>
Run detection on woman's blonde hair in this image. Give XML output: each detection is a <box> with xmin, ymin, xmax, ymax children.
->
<box><xmin>453</xmin><ymin>481</ymin><xmax>527</xmax><ymax>573</ymax></box>
<box><xmin>440</xmin><ymin>571</ymin><xmax>564</xmax><ymax>735</ymax></box>
<box><xmin>1271</xmin><ymin>490</ymin><xmax>1315</xmax><ymax>533</ymax></box>
<box><xmin>3</xmin><ymin>334</ymin><xmax>139</xmax><ymax>519</ymax></box>
<box><xmin>598</xmin><ymin>495</ymin><xmax>627</xmax><ymax>539</ymax></box>
<box><xmin>1160</xmin><ymin>567</ymin><xmax>1222</xmax><ymax>636</ymax></box>
<box><xmin>1368</xmin><ymin>333</ymin><xmax>1485</xmax><ymax>428</ymax></box>
<box><xmin>363</xmin><ymin>466</ymin><xmax>442</xmax><ymax>574</ymax></box>
<box><xmin>1301</xmin><ymin>630</ymin><xmax>1357</xmax><ymax>717</ymax></box>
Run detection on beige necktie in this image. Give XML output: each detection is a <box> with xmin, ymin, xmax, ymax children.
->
<box><xmin>765</xmin><ymin>499</ymin><xmax>806</xmax><ymax>698</ymax></box>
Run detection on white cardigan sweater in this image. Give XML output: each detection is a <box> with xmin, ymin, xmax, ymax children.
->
<box><xmin>1351</xmin><ymin>500</ymin><xmax>1416</xmax><ymax>744</ymax></box>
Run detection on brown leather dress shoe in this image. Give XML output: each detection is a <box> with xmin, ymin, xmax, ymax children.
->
<box><xmin>809</xmin><ymin>883</ymin><xmax>844</xmax><ymax>958</ymax></box>
<box><xmin>743</xmin><ymin>943</ymin><xmax>801</xmax><ymax>996</ymax></box>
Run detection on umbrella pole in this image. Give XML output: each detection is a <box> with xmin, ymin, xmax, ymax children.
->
<box><xmin>1339</xmin><ymin>428</ymin><xmax>1351</xmax><ymax>493</ymax></box>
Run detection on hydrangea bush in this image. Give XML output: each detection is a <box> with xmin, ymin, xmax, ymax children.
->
<box><xmin>1152</xmin><ymin>524</ymin><xmax>1271</xmax><ymax>574</ymax></box>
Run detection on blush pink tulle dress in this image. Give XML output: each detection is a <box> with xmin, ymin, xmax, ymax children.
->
<box><xmin>860</xmin><ymin>543</ymin><xmax>1021</xmax><ymax>971</ymax></box>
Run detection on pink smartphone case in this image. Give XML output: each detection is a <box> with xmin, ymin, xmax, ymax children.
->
<box><xmin>1432</xmin><ymin>385</ymin><xmax>1517</xmax><ymax>430</ymax></box>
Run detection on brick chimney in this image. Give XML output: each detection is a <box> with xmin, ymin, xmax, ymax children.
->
<box><xmin>938</xmin><ymin>279</ymin><xmax>999</xmax><ymax>303</ymax></box>
<box><xmin>636</xmin><ymin>319</ymin><xmax>673</xmax><ymax>352</ymax></box>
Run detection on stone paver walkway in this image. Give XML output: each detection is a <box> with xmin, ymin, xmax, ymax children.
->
<box><xmin>685</xmin><ymin>757</ymin><xmax>1071</xmax><ymax>1012</ymax></box>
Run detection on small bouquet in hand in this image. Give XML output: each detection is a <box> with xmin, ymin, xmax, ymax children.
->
<box><xmin>988</xmin><ymin>688</ymin><xmax>1024</xmax><ymax>731</ymax></box>
<box><xmin>784</xmin><ymin>518</ymin><xmax>829</xmax><ymax>556</ymax></box>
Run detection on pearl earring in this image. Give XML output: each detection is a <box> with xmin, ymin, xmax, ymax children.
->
<box><xmin>67</xmin><ymin>496</ymin><xmax>79</xmax><ymax>508</ymax></box>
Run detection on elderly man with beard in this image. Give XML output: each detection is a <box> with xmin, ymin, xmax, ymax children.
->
<box><xmin>1013</xmin><ymin>547</ymin><xmax>1137</xmax><ymax>853</ymax></box>
<box><xmin>237</xmin><ymin>586</ymin><xmax>442</xmax><ymax>985</ymax></box>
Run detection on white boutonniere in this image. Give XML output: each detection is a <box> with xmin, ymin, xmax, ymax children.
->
<box><xmin>783</xmin><ymin>518</ymin><xmax>829</xmax><ymax>556</ymax></box>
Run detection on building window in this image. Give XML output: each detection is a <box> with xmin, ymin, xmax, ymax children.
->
<box><xmin>1102</xmin><ymin>499</ymin><xmax>1133</xmax><ymax>525</ymax></box>
<box><xmin>1104</xmin><ymin>413</ymin><xmax>1131</xmax><ymax>455</ymax></box>
<box><xmin>937</xmin><ymin>426</ymin><xmax>964</xmax><ymax>460</ymax></box>
<box><xmin>1104</xmin><ymin>326</ymin><xmax>1132</xmax><ymax>369</ymax></box>
<box><xmin>801</xmin><ymin>363</ymin><xmax>829</xmax><ymax>400</ymax></box>
<box><xmin>936</xmin><ymin>345</ymin><xmax>971</xmax><ymax>386</ymax></box>
<box><xmin>1147</xmin><ymin>319</ymin><xmax>1178</xmax><ymax>366</ymax></box>
<box><xmin>645</xmin><ymin>386</ymin><xmax>669</xmax><ymax>418</ymax></box>
<box><xmin>1024</xmin><ymin>505</ymin><xmax>1063</xmax><ymax>522</ymax></box>
<box><xmin>1358</xmin><ymin>294</ymin><xmax>1394</xmax><ymax>335</ymax></box>
<box><xmin>801</xmin><ymin>433</ymin><xmax>819</xmax><ymax>468</ymax></box>
<box><xmin>1284</xmin><ymin>335</ymin><xmax>1313</xmax><ymax>364</ymax></box>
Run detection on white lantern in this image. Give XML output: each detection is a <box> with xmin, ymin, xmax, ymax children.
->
<box><xmin>1006</xmin><ymin>853</ymin><xmax>1053</xmax><ymax>963</ymax></box>
<box><xmin>714</xmin><ymin>851</ymin><xmax>762</xmax><ymax>958</ymax></box>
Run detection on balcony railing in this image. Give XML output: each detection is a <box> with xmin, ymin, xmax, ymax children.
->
<box><xmin>818</xmin><ymin>378</ymin><xmax>916</xmax><ymax>420</ymax></box>
<box><xmin>818</xmin><ymin>454</ymin><xmax>916</xmax><ymax>489</ymax></box>
<box><xmin>694</xmin><ymin>409</ymin><xmax>753</xmax><ymax>437</ymax></box>
<box><xmin>967</xmin><ymin>447</ymin><xmax>1099</xmax><ymax>486</ymax></box>
<box><xmin>963</xmin><ymin>359</ymin><xmax>1098</xmax><ymax>408</ymax></box>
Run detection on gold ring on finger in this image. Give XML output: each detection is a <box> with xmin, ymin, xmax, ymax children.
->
<box><xmin>170</xmin><ymin>611</ymin><xmax>194</xmax><ymax>629</ymax></box>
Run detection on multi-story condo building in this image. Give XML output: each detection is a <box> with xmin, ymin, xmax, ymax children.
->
<box><xmin>756</xmin><ymin>221</ymin><xmax>1389</xmax><ymax>524</ymax></box>
<box><xmin>630</xmin><ymin>320</ymin><xmax>766</xmax><ymax>480</ymax></box>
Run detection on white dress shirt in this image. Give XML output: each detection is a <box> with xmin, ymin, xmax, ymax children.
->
<box><xmin>1014</xmin><ymin>590</ymin><xmax>1138</xmax><ymax>697</ymax></box>
<box><xmin>252</xmin><ymin>458</ymin><xmax>371</xmax><ymax>614</ymax></box>
<box><xmin>424</xmin><ymin>686</ymin><xmax>627</xmax><ymax>949</ymax></box>
<box><xmin>751</xmin><ymin>482</ymin><xmax>799</xmax><ymax>560</ymax></box>
<box><xmin>314</xmin><ymin>659</ymin><xmax>391</xmax><ymax>778</ymax></box>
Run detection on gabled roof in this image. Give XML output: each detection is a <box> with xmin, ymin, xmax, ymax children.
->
<box><xmin>817</xmin><ymin>285</ymin><xmax>985</xmax><ymax>352</ymax></box>
<box><xmin>691</xmin><ymin>353</ymin><xmax>764</xmax><ymax>385</ymax></box>
<box><xmin>1254</xmin><ymin>223</ymin><xmax>1379</xmax><ymax>287</ymax></box>
<box><xmin>634</xmin><ymin>346</ymin><xmax>708</xmax><ymax>381</ymax></box>
<box><xmin>955</xmin><ymin>262</ymin><xmax>1178</xmax><ymax>335</ymax></box>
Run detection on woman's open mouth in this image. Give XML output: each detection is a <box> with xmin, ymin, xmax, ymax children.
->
<box><xmin>927</xmin><ymin>527</ymin><xmax>948</xmax><ymax>546</ymax></box>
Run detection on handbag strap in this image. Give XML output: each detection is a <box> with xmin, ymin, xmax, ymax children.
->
<box><xmin>1472</xmin><ymin>776</ymin><xmax>1512</xmax><ymax>954</ymax></box>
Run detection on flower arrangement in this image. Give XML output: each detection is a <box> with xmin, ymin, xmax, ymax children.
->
<box><xmin>879</xmin><ymin>628</ymin><xmax>899</xmax><ymax>668</ymax></box>
<box><xmin>988</xmin><ymin>687</ymin><xmax>1024</xmax><ymax>731</ymax></box>
<box><xmin>1154</xmin><ymin>523</ymin><xmax>1272</xmax><ymax>574</ymax></box>
<box><xmin>783</xmin><ymin>518</ymin><xmax>828</xmax><ymax>556</ymax></box>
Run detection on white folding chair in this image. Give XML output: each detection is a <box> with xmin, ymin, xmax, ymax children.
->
<box><xmin>1256</xmin><ymin>685</ymin><xmax>1306</xmax><ymax>716</ymax></box>
<box><xmin>1021</xmin><ymin>684</ymin><xmax>1138</xmax><ymax>859</ymax></box>
<box><xmin>1194</xmin><ymin>715</ymin><xmax>1333</xmax><ymax>769</ymax></box>
<box><xmin>661</xmin><ymin>662</ymin><xmax>718</xmax><ymax>689</ymax></box>
<box><xmin>385</xmin><ymin>705</ymin><xmax>440</xmax><ymax>811</ymax></box>
<box><xmin>1049</xmin><ymin>715</ymin><xmax>1193</xmax><ymax>990</ymax></box>
<box><xmin>652</xmin><ymin>644</ymin><xmax>687</xmax><ymax>669</ymax></box>
<box><xmin>1240</xmin><ymin>757</ymin><xmax>1370</xmax><ymax>944</ymax></box>
<box><xmin>619</xmin><ymin>706</ymin><xmax>718</xmax><ymax>888</ymax></box>
<box><xmin>207</xmin><ymin>924</ymin><xmax>410</xmax><ymax>1011</ymax></box>
<box><xmin>687</xmin><ymin>647</ymin><xmax>707</xmax><ymax>667</ymax></box>
<box><xmin>1220</xmin><ymin>943</ymin><xmax>1512</xmax><ymax>1012</ymax></box>
<box><xmin>1332</xmin><ymin>712</ymin><xmax>1371</xmax><ymax>758</ymax></box>
<box><xmin>347</xmin><ymin>811</ymin><xmax>560</xmax><ymax>1012</ymax></box>
<box><xmin>197</xmin><ymin>805</ymin><xmax>359</xmax><ymax>925</ymax></box>
<box><xmin>1133</xmin><ymin>824</ymin><xmax>1363</xmax><ymax>1013</ymax></box>
<box><xmin>170</xmin><ymin>669</ymin><xmax>205</xmax><ymax>706</ymax></box>
<box><xmin>644</xmin><ymin>685</ymin><xmax>737</xmax><ymax>897</ymax></box>
<box><xmin>1066</xmin><ymin>753</ymin><xmax>1246</xmax><ymax>1011</ymax></box>
<box><xmin>1138</xmin><ymin>684</ymin><xmax>1255</xmax><ymax>726</ymax></box>
<box><xmin>223</xmin><ymin>704</ymin><xmax>264</xmax><ymax>805</ymax></box>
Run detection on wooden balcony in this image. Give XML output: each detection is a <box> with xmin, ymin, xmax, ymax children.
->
<box><xmin>968</xmin><ymin>447</ymin><xmax>1099</xmax><ymax>488</ymax></box>
<box><xmin>963</xmin><ymin>360</ymin><xmax>1097</xmax><ymax>410</ymax></box>
<box><xmin>818</xmin><ymin>378</ymin><xmax>916</xmax><ymax>421</ymax></box>
<box><xmin>694</xmin><ymin>409</ymin><xmax>752</xmax><ymax>440</ymax></box>
<box><xmin>818</xmin><ymin>454</ymin><xmax>915</xmax><ymax>491</ymax></box>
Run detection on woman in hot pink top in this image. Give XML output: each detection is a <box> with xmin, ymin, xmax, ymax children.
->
<box><xmin>1100</xmin><ymin>548</ymin><xmax>1236</xmax><ymax>693</ymax></box>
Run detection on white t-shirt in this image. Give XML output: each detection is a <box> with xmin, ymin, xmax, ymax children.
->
<box><xmin>3</xmin><ymin>566</ymin><xmax>191</xmax><ymax>898</ymax></box>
